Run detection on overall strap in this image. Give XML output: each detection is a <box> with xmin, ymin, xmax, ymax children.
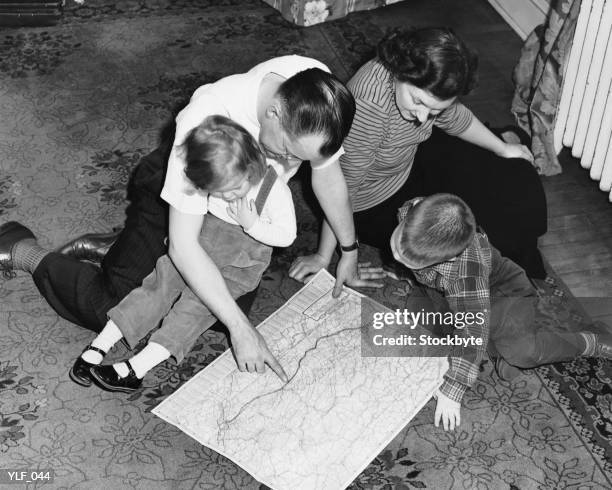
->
<box><xmin>254</xmin><ymin>166</ymin><xmax>279</xmax><ymax>215</ymax></box>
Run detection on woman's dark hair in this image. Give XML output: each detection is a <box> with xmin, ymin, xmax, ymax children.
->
<box><xmin>378</xmin><ymin>27</ymin><xmax>478</xmax><ymax>99</ymax></box>
<box><xmin>183</xmin><ymin>115</ymin><xmax>266</xmax><ymax>192</ymax></box>
<box><xmin>277</xmin><ymin>68</ymin><xmax>355</xmax><ymax>158</ymax></box>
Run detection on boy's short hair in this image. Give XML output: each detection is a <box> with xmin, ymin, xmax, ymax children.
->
<box><xmin>183</xmin><ymin>115</ymin><xmax>266</xmax><ymax>192</ymax></box>
<box><xmin>277</xmin><ymin>68</ymin><xmax>355</xmax><ymax>158</ymax></box>
<box><xmin>378</xmin><ymin>27</ymin><xmax>478</xmax><ymax>100</ymax></box>
<box><xmin>396</xmin><ymin>193</ymin><xmax>476</xmax><ymax>266</ymax></box>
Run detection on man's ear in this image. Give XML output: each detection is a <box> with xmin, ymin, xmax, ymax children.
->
<box><xmin>265</xmin><ymin>102</ymin><xmax>282</xmax><ymax>121</ymax></box>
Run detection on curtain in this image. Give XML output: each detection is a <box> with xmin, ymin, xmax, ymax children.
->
<box><xmin>511</xmin><ymin>0</ymin><xmax>581</xmax><ymax>176</ymax></box>
<box><xmin>262</xmin><ymin>0</ymin><xmax>405</xmax><ymax>27</ymax></box>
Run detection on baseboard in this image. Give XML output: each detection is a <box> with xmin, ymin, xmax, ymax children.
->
<box><xmin>0</xmin><ymin>0</ymin><xmax>63</xmax><ymax>26</ymax></box>
<box><xmin>487</xmin><ymin>0</ymin><xmax>550</xmax><ymax>40</ymax></box>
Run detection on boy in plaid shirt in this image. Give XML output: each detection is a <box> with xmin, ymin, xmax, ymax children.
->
<box><xmin>390</xmin><ymin>193</ymin><xmax>612</xmax><ymax>431</ymax></box>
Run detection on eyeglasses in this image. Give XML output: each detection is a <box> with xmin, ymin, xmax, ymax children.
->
<box><xmin>263</xmin><ymin>147</ymin><xmax>302</xmax><ymax>164</ymax></box>
<box><xmin>261</xmin><ymin>133</ymin><xmax>303</xmax><ymax>164</ymax></box>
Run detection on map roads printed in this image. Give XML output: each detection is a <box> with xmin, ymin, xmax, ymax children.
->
<box><xmin>153</xmin><ymin>270</ymin><xmax>448</xmax><ymax>490</ymax></box>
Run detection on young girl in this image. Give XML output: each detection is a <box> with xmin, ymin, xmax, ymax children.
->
<box><xmin>69</xmin><ymin>115</ymin><xmax>296</xmax><ymax>392</ymax></box>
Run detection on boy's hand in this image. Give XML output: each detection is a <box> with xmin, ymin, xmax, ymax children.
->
<box><xmin>497</xmin><ymin>142</ymin><xmax>535</xmax><ymax>165</ymax></box>
<box><xmin>434</xmin><ymin>389</ymin><xmax>461</xmax><ymax>431</ymax></box>
<box><xmin>227</xmin><ymin>197</ymin><xmax>258</xmax><ymax>230</ymax></box>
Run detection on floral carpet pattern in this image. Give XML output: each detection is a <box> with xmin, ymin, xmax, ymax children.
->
<box><xmin>0</xmin><ymin>1</ymin><xmax>610</xmax><ymax>488</ymax></box>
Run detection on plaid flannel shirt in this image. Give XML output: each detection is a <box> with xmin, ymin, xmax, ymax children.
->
<box><xmin>398</xmin><ymin>203</ymin><xmax>492</xmax><ymax>403</ymax></box>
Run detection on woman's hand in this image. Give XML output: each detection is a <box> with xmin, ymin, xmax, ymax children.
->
<box><xmin>289</xmin><ymin>253</ymin><xmax>330</xmax><ymax>283</ymax></box>
<box><xmin>333</xmin><ymin>255</ymin><xmax>385</xmax><ymax>297</ymax></box>
<box><xmin>227</xmin><ymin>197</ymin><xmax>258</xmax><ymax>230</ymax></box>
<box><xmin>497</xmin><ymin>142</ymin><xmax>535</xmax><ymax>164</ymax></box>
<box><xmin>433</xmin><ymin>389</ymin><xmax>461</xmax><ymax>431</ymax></box>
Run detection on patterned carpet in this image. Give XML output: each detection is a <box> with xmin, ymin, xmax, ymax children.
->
<box><xmin>0</xmin><ymin>1</ymin><xmax>610</xmax><ymax>488</ymax></box>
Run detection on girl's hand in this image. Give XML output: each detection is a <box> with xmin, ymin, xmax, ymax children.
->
<box><xmin>498</xmin><ymin>142</ymin><xmax>535</xmax><ymax>164</ymax></box>
<box><xmin>434</xmin><ymin>389</ymin><xmax>461</xmax><ymax>431</ymax></box>
<box><xmin>227</xmin><ymin>197</ymin><xmax>258</xmax><ymax>230</ymax></box>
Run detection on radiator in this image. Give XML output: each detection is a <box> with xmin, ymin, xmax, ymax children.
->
<box><xmin>554</xmin><ymin>0</ymin><xmax>612</xmax><ymax>202</ymax></box>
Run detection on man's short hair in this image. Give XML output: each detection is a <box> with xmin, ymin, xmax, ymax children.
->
<box><xmin>396</xmin><ymin>193</ymin><xmax>476</xmax><ymax>266</ymax></box>
<box><xmin>277</xmin><ymin>68</ymin><xmax>355</xmax><ymax>158</ymax></box>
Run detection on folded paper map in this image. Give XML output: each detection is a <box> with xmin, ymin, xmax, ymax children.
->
<box><xmin>153</xmin><ymin>270</ymin><xmax>447</xmax><ymax>490</ymax></box>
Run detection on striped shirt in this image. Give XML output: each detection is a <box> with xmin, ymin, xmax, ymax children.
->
<box><xmin>341</xmin><ymin>59</ymin><xmax>474</xmax><ymax>212</ymax></box>
<box><xmin>397</xmin><ymin>207</ymin><xmax>492</xmax><ymax>403</ymax></box>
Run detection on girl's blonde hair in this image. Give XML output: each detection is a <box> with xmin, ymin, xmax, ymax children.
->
<box><xmin>183</xmin><ymin>115</ymin><xmax>266</xmax><ymax>192</ymax></box>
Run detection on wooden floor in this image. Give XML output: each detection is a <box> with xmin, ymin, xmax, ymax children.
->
<box><xmin>540</xmin><ymin>152</ymin><xmax>612</xmax><ymax>326</ymax></box>
<box><xmin>363</xmin><ymin>0</ymin><xmax>612</xmax><ymax>325</ymax></box>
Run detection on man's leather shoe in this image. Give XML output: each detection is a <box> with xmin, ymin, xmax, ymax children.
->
<box><xmin>90</xmin><ymin>361</ymin><xmax>142</xmax><ymax>393</ymax></box>
<box><xmin>0</xmin><ymin>222</ymin><xmax>35</xmax><ymax>279</ymax></box>
<box><xmin>69</xmin><ymin>345</ymin><xmax>107</xmax><ymax>387</ymax></box>
<box><xmin>494</xmin><ymin>357</ymin><xmax>522</xmax><ymax>381</ymax></box>
<box><xmin>56</xmin><ymin>229</ymin><xmax>121</xmax><ymax>263</ymax></box>
<box><xmin>594</xmin><ymin>333</ymin><xmax>612</xmax><ymax>360</ymax></box>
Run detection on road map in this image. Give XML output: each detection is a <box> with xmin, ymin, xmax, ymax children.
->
<box><xmin>153</xmin><ymin>270</ymin><xmax>448</xmax><ymax>490</ymax></box>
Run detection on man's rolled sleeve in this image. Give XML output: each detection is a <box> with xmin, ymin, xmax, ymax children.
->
<box><xmin>160</xmin><ymin>95</ymin><xmax>229</xmax><ymax>215</ymax></box>
<box><xmin>310</xmin><ymin>146</ymin><xmax>345</xmax><ymax>171</ymax></box>
<box><xmin>160</xmin><ymin>145</ymin><xmax>208</xmax><ymax>215</ymax></box>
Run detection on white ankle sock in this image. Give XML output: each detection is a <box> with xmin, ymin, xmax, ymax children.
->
<box><xmin>81</xmin><ymin>320</ymin><xmax>123</xmax><ymax>364</ymax></box>
<box><xmin>116</xmin><ymin>342</ymin><xmax>171</xmax><ymax>379</ymax></box>
<box><xmin>113</xmin><ymin>362</ymin><xmax>130</xmax><ymax>378</ymax></box>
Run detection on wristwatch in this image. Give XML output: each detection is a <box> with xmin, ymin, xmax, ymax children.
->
<box><xmin>339</xmin><ymin>240</ymin><xmax>359</xmax><ymax>252</ymax></box>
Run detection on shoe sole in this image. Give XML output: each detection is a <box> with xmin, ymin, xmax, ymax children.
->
<box><xmin>0</xmin><ymin>221</ymin><xmax>36</xmax><ymax>241</ymax></box>
<box><xmin>89</xmin><ymin>369</ymin><xmax>139</xmax><ymax>393</ymax></box>
<box><xmin>69</xmin><ymin>368</ymin><xmax>92</xmax><ymax>387</ymax></box>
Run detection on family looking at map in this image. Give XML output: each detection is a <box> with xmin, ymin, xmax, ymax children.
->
<box><xmin>1</xmin><ymin>27</ymin><xmax>610</xmax><ymax>431</ymax></box>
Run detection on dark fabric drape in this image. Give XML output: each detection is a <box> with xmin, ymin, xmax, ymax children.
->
<box><xmin>511</xmin><ymin>0</ymin><xmax>581</xmax><ymax>175</ymax></box>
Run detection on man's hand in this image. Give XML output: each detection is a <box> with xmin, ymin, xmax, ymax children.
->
<box><xmin>289</xmin><ymin>253</ymin><xmax>330</xmax><ymax>283</ymax></box>
<box><xmin>230</xmin><ymin>323</ymin><xmax>288</xmax><ymax>383</ymax></box>
<box><xmin>433</xmin><ymin>389</ymin><xmax>461</xmax><ymax>431</ymax></box>
<box><xmin>497</xmin><ymin>142</ymin><xmax>535</xmax><ymax>164</ymax></box>
<box><xmin>333</xmin><ymin>251</ymin><xmax>384</xmax><ymax>297</ymax></box>
<box><xmin>227</xmin><ymin>197</ymin><xmax>258</xmax><ymax>230</ymax></box>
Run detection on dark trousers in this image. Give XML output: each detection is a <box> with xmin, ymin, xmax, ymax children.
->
<box><xmin>421</xmin><ymin>255</ymin><xmax>583</xmax><ymax>369</ymax></box>
<box><xmin>488</xmin><ymin>256</ymin><xmax>583</xmax><ymax>367</ymax></box>
<box><xmin>354</xmin><ymin>128</ymin><xmax>548</xmax><ymax>278</ymax></box>
<box><xmin>110</xmin><ymin>215</ymin><xmax>271</xmax><ymax>363</ymax></box>
<box><xmin>31</xmin><ymin>146</ymin><xmax>256</xmax><ymax>332</ymax></box>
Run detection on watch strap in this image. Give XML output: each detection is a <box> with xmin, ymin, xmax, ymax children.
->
<box><xmin>339</xmin><ymin>240</ymin><xmax>359</xmax><ymax>252</ymax></box>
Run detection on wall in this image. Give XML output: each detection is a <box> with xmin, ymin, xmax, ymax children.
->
<box><xmin>487</xmin><ymin>0</ymin><xmax>550</xmax><ymax>39</ymax></box>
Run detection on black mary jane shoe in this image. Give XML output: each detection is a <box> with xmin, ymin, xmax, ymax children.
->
<box><xmin>69</xmin><ymin>345</ymin><xmax>107</xmax><ymax>387</ymax></box>
<box><xmin>90</xmin><ymin>360</ymin><xmax>142</xmax><ymax>393</ymax></box>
